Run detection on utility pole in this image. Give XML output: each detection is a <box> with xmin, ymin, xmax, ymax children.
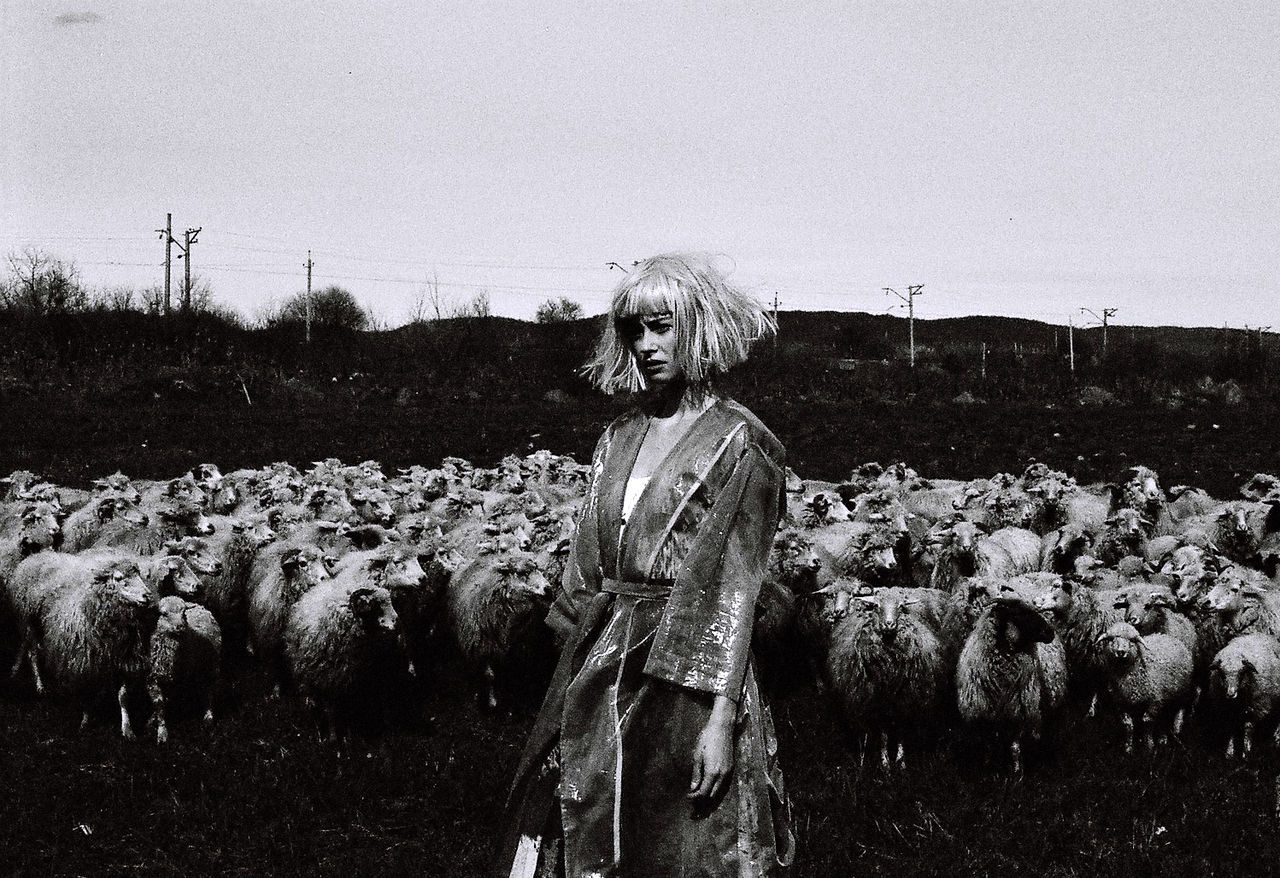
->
<box><xmin>305</xmin><ymin>250</ymin><xmax>314</xmax><ymax>344</ymax></box>
<box><xmin>1068</xmin><ymin>315</ymin><xmax>1075</xmax><ymax>375</ymax></box>
<box><xmin>884</xmin><ymin>284</ymin><xmax>924</xmax><ymax>368</ymax></box>
<box><xmin>1081</xmin><ymin>307</ymin><xmax>1117</xmax><ymax>356</ymax></box>
<box><xmin>771</xmin><ymin>292</ymin><xmax>779</xmax><ymax>353</ymax></box>
<box><xmin>178</xmin><ymin>227</ymin><xmax>201</xmax><ymax>312</ymax></box>
<box><xmin>154</xmin><ymin>213</ymin><xmax>173</xmax><ymax>315</ymax></box>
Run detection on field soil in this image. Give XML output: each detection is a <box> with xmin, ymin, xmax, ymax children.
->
<box><xmin>2</xmin><ymin>345</ymin><xmax>1279</xmax><ymax>875</ymax></box>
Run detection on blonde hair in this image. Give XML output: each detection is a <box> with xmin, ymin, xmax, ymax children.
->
<box><xmin>584</xmin><ymin>253</ymin><xmax>776</xmax><ymax>394</ymax></box>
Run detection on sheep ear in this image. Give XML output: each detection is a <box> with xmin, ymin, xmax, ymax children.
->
<box><xmin>348</xmin><ymin>586</ymin><xmax>377</xmax><ymax>615</ymax></box>
<box><xmin>1150</xmin><ymin>592</ymin><xmax>1173</xmax><ymax>608</ymax></box>
<box><xmin>1264</xmin><ymin>502</ymin><xmax>1280</xmax><ymax>535</ymax></box>
<box><xmin>280</xmin><ymin>548</ymin><xmax>304</xmax><ymax>571</ymax></box>
<box><xmin>97</xmin><ymin>496</ymin><xmax>117</xmax><ymax>521</ymax></box>
<box><xmin>1242</xmin><ymin>656</ymin><xmax>1257</xmax><ymax>674</ymax></box>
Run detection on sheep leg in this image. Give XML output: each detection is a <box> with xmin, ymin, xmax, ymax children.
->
<box><xmin>1227</xmin><ymin>733</ymin><xmax>1238</xmax><ymax>760</ymax></box>
<box><xmin>1121</xmin><ymin>714</ymin><xmax>1135</xmax><ymax>755</ymax></box>
<box><xmin>147</xmin><ymin>677</ymin><xmax>169</xmax><ymax>745</ymax></box>
<box><xmin>118</xmin><ymin>684</ymin><xmax>137</xmax><ymax>741</ymax></box>
<box><xmin>26</xmin><ymin>647</ymin><xmax>44</xmax><ymax>696</ymax></box>
<box><xmin>1086</xmin><ymin>692</ymin><xmax>1097</xmax><ymax>718</ymax></box>
<box><xmin>879</xmin><ymin>731</ymin><xmax>891</xmax><ymax>771</ymax></box>
<box><xmin>895</xmin><ymin>738</ymin><xmax>906</xmax><ymax>771</ymax></box>
<box><xmin>1172</xmin><ymin>706</ymin><xmax>1186</xmax><ymax>737</ymax></box>
<box><xmin>1141</xmin><ymin>712</ymin><xmax>1156</xmax><ymax>752</ymax></box>
<box><xmin>483</xmin><ymin>663</ymin><xmax>498</xmax><ymax>712</ymax></box>
<box><xmin>1010</xmin><ymin>738</ymin><xmax>1023</xmax><ymax>777</ymax></box>
<box><xmin>8</xmin><ymin>628</ymin><xmax>29</xmax><ymax>679</ymax></box>
<box><xmin>1244</xmin><ymin>721</ymin><xmax>1255</xmax><ymax>759</ymax></box>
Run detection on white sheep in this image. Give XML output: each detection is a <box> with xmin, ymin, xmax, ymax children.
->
<box><xmin>955</xmin><ymin>595</ymin><xmax>1067</xmax><ymax>774</ymax></box>
<box><xmin>60</xmin><ymin>494</ymin><xmax>151</xmax><ymax>553</ymax></box>
<box><xmin>284</xmin><ymin>579</ymin><xmax>403</xmax><ymax>743</ymax></box>
<box><xmin>1204</xmin><ymin>566</ymin><xmax>1280</xmax><ymax>639</ymax></box>
<box><xmin>7</xmin><ymin>548</ymin><xmax>156</xmax><ymax>737</ymax></box>
<box><xmin>444</xmin><ymin>550</ymin><xmax>552</xmax><ymax>710</ymax></box>
<box><xmin>927</xmin><ymin>518</ymin><xmax>1041</xmax><ymax>595</ymax></box>
<box><xmin>248</xmin><ymin>544</ymin><xmax>335</xmax><ymax>691</ymax></box>
<box><xmin>1095</xmin><ymin>622</ymin><xmax>1194</xmax><ymax>753</ymax></box>
<box><xmin>1209</xmin><ymin>633</ymin><xmax>1280</xmax><ymax>759</ymax></box>
<box><xmin>147</xmin><ymin>595</ymin><xmax>222</xmax><ymax>744</ymax></box>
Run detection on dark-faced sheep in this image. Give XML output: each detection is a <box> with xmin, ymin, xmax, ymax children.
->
<box><xmin>147</xmin><ymin>595</ymin><xmax>222</xmax><ymax>744</ymax></box>
<box><xmin>284</xmin><ymin>580</ymin><xmax>403</xmax><ymax>743</ymax></box>
<box><xmin>445</xmin><ymin>551</ymin><xmax>553</xmax><ymax>711</ymax></box>
<box><xmin>956</xmin><ymin>596</ymin><xmax>1067</xmax><ymax>774</ymax></box>
<box><xmin>825</xmin><ymin>587</ymin><xmax>952</xmax><ymax>769</ymax></box>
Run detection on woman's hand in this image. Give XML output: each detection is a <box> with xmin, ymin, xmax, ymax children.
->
<box><xmin>688</xmin><ymin>695</ymin><xmax>736</xmax><ymax>801</ymax></box>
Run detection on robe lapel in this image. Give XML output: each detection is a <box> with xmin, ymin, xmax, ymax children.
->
<box><xmin>594</xmin><ymin>410</ymin><xmax>647</xmax><ymax>580</ymax></box>
<box><xmin>619</xmin><ymin>400</ymin><xmax>740</xmax><ymax>581</ymax></box>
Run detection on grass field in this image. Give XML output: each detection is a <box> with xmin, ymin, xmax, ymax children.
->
<box><xmin>2</xmin><ymin>316</ymin><xmax>1279</xmax><ymax>876</ymax></box>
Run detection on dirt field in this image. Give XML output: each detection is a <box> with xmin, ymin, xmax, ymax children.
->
<box><xmin>3</xmin><ymin>368</ymin><xmax>1279</xmax><ymax>875</ymax></box>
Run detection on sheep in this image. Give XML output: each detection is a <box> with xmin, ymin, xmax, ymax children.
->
<box><xmin>0</xmin><ymin>500</ymin><xmax>63</xmax><ymax>583</ymax></box>
<box><xmin>328</xmin><ymin>543</ymin><xmax>433</xmax><ymax>667</ymax></box>
<box><xmin>7</xmin><ymin>549</ymin><xmax>156</xmax><ymax>737</ymax></box>
<box><xmin>1112</xmin><ymin>582</ymin><xmax>1202</xmax><ymax>723</ymax></box>
<box><xmin>1031</xmin><ymin>574</ymin><xmax>1120</xmax><ymax>715</ymax></box>
<box><xmin>147</xmin><ymin>595</ymin><xmax>222</xmax><ymax>744</ymax></box>
<box><xmin>1209</xmin><ymin>634</ymin><xmax>1280</xmax><ymax>759</ymax></box>
<box><xmin>248</xmin><ymin>545</ymin><xmax>336</xmax><ymax>691</ymax></box>
<box><xmin>955</xmin><ymin>596</ymin><xmax>1067</xmax><ymax>774</ymax></box>
<box><xmin>60</xmin><ymin>494</ymin><xmax>151</xmax><ymax>553</ymax></box>
<box><xmin>1095</xmin><ymin>622</ymin><xmax>1194</xmax><ymax>753</ymax></box>
<box><xmin>1204</xmin><ymin>566</ymin><xmax>1280</xmax><ymax>638</ymax></box>
<box><xmin>444</xmin><ymin>550</ymin><xmax>553</xmax><ymax>710</ymax></box>
<box><xmin>284</xmin><ymin>579</ymin><xmax>403</xmax><ymax>743</ymax></box>
<box><xmin>927</xmin><ymin>518</ymin><xmax>1041</xmax><ymax>596</ymax></box>
<box><xmin>1240</xmin><ymin>473</ymin><xmax>1280</xmax><ymax>503</ymax></box>
<box><xmin>825</xmin><ymin>587</ymin><xmax>952</xmax><ymax>769</ymax></box>
<box><xmin>1040</xmin><ymin>522</ymin><xmax>1095</xmax><ymax>575</ymax></box>
<box><xmin>1095</xmin><ymin>508</ymin><xmax>1151</xmax><ymax>567</ymax></box>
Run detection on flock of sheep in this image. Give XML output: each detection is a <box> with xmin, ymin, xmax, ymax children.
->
<box><xmin>2</xmin><ymin>450</ymin><xmax>1280</xmax><ymax>786</ymax></box>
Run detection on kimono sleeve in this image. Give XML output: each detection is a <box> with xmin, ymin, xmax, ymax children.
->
<box><xmin>643</xmin><ymin>438</ymin><xmax>784</xmax><ymax>701</ymax></box>
<box><xmin>544</xmin><ymin>423</ymin><xmax>611</xmax><ymax>641</ymax></box>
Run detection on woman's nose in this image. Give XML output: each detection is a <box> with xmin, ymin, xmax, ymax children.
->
<box><xmin>637</xmin><ymin>329</ymin><xmax>658</xmax><ymax>351</ymax></box>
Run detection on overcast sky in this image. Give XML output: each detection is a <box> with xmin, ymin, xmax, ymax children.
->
<box><xmin>3</xmin><ymin>2</ymin><xmax>1278</xmax><ymax>328</ymax></box>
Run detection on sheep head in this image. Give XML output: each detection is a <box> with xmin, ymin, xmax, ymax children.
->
<box><xmin>1096</xmin><ymin>621</ymin><xmax>1142</xmax><ymax>664</ymax></box>
<box><xmin>152</xmin><ymin>555</ymin><xmax>202</xmax><ymax>599</ymax></box>
<box><xmin>162</xmin><ymin>537</ymin><xmax>223</xmax><ymax>577</ymax></box>
<box><xmin>990</xmin><ymin>596</ymin><xmax>1055</xmax><ymax>653</ymax></box>
<box><xmin>349</xmin><ymin>586</ymin><xmax>398</xmax><ymax>633</ymax></box>
<box><xmin>97</xmin><ymin>495</ymin><xmax>150</xmax><ymax>527</ymax></box>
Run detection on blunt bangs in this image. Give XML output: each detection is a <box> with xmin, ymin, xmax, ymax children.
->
<box><xmin>584</xmin><ymin>253</ymin><xmax>776</xmax><ymax>395</ymax></box>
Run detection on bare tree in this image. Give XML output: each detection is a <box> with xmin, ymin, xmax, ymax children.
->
<box><xmin>535</xmin><ymin>296</ymin><xmax>584</xmax><ymax>323</ymax></box>
<box><xmin>3</xmin><ymin>248</ymin><xmax>87</xmax><ymax>314</ymax></box>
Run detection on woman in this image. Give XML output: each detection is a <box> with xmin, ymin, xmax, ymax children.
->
<box><xmin>497</xmin><ymin>253</ymin><xmax>794</xmax><ymax>878</ymax></box>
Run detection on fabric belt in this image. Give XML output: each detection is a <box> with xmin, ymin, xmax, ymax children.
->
<box><xmin>600</xmin><ymin>577</ymin><xmax>673</xmax><ymax>600</ymax></box>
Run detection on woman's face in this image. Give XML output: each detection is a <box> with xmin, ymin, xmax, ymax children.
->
<box><xmin>619</xmin><ymin>309</ymin><xmax>680</xmax><ymax>387</ymax></box>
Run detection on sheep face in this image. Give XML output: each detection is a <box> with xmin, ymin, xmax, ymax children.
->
<box><xmin>98</xmin><ymin>495</ymin><xmax>150</xmax><ymax>527</ymax></box>
<box><xmin>153</xmin><ymin>555</ymin><xmax>202</xmax><ymax>599</ymax></box>
<box><xmin>230</xmin><ymin>517</ymin><xmax>277</xmax><ymax>549</ymax></box>
<box><xmin>163</xmin><ymin>537</ymin><xmax>224</xmax><ymax>577</ymax></box>
<box><xmin>19</xmin><ymin>502</ymin><xmax>63</xmax><ymax>554</ymax></box>
<box><xmin>159</xmin><ymin>500</ymin><xmax>216</xmax><ymax>537</ymax></box>
<box><xmin>1097</xmin><ymin>622</ymin><xmax>1142</xmax><ymax>666</ymax></box>
<box><xmin>93</xmin><ymin>560</ymin><xmax>152</xmax><ymax>608</ymax></box>
<box><xmin>305</xmin><ymin>487</ymin><xmax>356</xmax><ymax>523</ymax></box>
<box><xmin>351</xmin><ymin>489</ymin><xmax>396</xmax><ymax>527</ymax></box>
<box><xmin>350</xmin><ymin>586</ymin><xmax>398</xmax><ymax>634</ymax></box>
<box><xmin>771</xmin><ymin>530</ymin><xmax>824</xmax><ymax>595</ymax></box>
<box><xmin>1211</xmin><ymin>651</ymin><xmax>1251</xmax><ymax>701</ymax></box>
<box><xmin>92</xmin><ymin>472</ymin><xmax>141</xmax><ymax>504</ymax></box>
<box><xmin>1113</xmin><ymin>587</ymin><xmax>1173</xmax><ymax>632</ymax></box>
<box><xmin>1044</xmin><ymin>527</ymin><xmax>1093</xmax><ymax>575</ymax></box>
<box><xmin>280</xmin><ymin>546</ymin><xmax>334</xmax><ymax>588</ymax></box>
<box><xmin>1204</xmin><ymin>569</ymin><xmax>1263</xmax><ymax>615</ymax></box>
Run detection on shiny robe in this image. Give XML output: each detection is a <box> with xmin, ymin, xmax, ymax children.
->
<box><xmin>498</xmin><ymin>398</ymin><xmax>794</xmax><ymax>878</ymax></box>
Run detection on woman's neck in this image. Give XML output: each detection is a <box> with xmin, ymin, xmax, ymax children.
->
<box><xmin>643</xmin><ymin>380</ymin><xmax>716</xmax><ymax>419</ymax></box>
